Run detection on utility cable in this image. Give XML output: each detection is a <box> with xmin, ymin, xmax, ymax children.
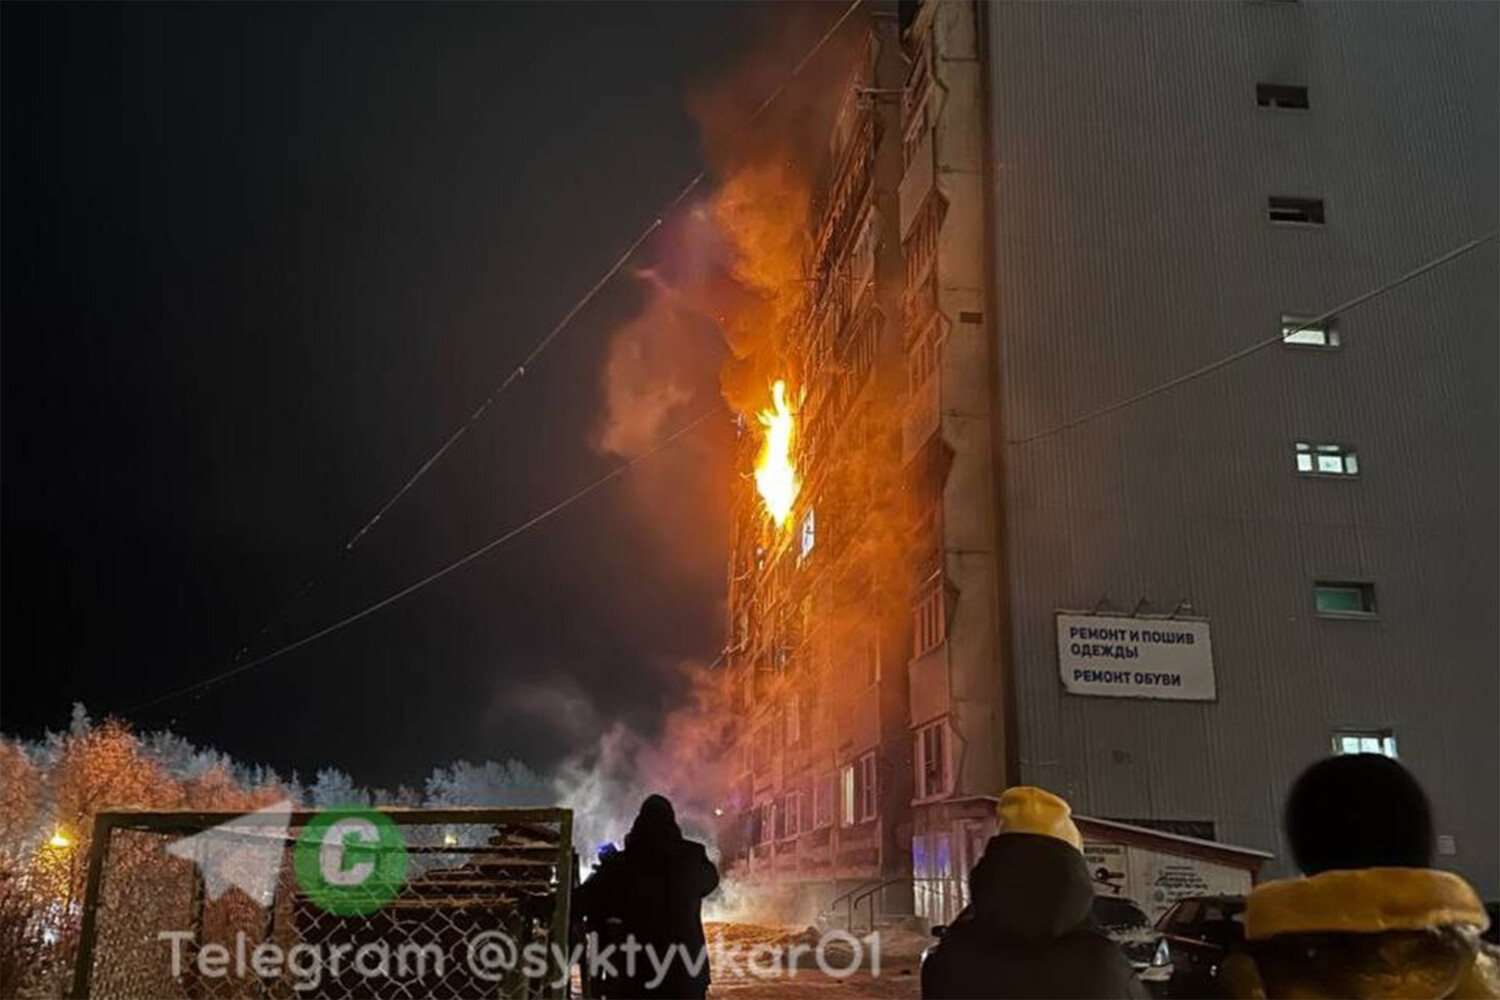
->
<box><xmin>164</xmin><ymin>0</ymin><xmax>867</xmax><ymax>709</ymax></box>
<box><xmin>1007</xmin><ymin>230</ymin><xmax>1499</xmax><ymax>445</ymax></box>
<box><xmin>126</xmin><ymin>409</ymin><xmax>722</xmax><ymax>714</ymax></box>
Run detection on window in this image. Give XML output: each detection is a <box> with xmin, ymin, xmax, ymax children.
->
<box><xmin>813</xmin><ymin>773</ymin><xmax>835</xmax><ymax>829</ymax></box>
<box><xmin>1256</xmin><ymin>83</ymin><xmax>1309</xmax><ymax>109</ymax></box>
<box><xmin>785</xmin><ymin>695</ymin><xmax>801</xmax><ymax>746</ymax></box>
<box><xmin>840</xmin><ymin>764</ymin><xmax>856</xmax><ymax>826</ymax></box>
<box><xmin>912</xmin><ymin>572</ymin><xmax>946</xmax><ymax>657</ymax></box>
<box><xmin>754</xmin><ymin>801</ymin><xmax>776</xmax><ymax>845</ymax></box>
<box><xmin>779</xmin><ymin>791</ymin><xmax>803</xmax><ymax>839</ymax></box>
<box><xmin>1314</xmin><ymin>581</ymin><xmax>1377</xmax><ymax>617</ymax></box>
<box><xmin>1281</xmin><ymin>314</ymin><xmax>1340</xmax><ymax>348</ymax></box>
<box><xmin>915</xmin><ymin>720</ymin><xmax>951</xmax><ymax>800</ymax></box>
<box><xmin>799</xmin><ymin>508</ymin><xmax>816</xmax><ymax>559</ymax></box>
<box><xmin>1268</xmin><ymin>196</ymin><xmax>1325</xmax><ymax>225</ymax></box>
<box><xmin>858</xmin><ymin>752</ymin><xmax>879</xmax><ymax>822</ymax></box>
<box><xmin>1295</xmin><ymin>441</ymin><xmax>1359</xmax><ymax>476</ymax></box>
<box><xmin>1334</xmin><ymin>730</ymin><xmax>1398</xmax><ymax>758</ymax></box>
<box><xmin>841</xmin><ymin>753</ymin><xmax>878</xmax><ymax>825</ymax></box>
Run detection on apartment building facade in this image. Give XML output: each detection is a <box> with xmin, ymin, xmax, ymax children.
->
<box><xmin>718</xmin><ymin>5</ymin><xmax>916</xmax><ymax>918</ymax></box>
<box><xmin>722</xmin><ymin>0</ymin><xmax>1498</xmax><ymax>918</ymax></box>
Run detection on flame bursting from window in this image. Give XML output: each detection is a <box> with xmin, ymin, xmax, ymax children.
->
<box><xmin>754</xmin><ymin>380</ymin><xmax>800</xmax><ymax>527</ymax></box>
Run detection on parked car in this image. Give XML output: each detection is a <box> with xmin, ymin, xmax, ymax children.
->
<box><xmin>1149</xmin><ymin>894</ymin><xmax>1246</xmax><ymax>997</ymax></box>
<box><xmin>1092</xmin><ymin>895</ymin><xmax>1172</xmax><ymax>985</ymax></box>
<box><xmin>922</xmin><ymin>896</ymin><xmax>1174</xmax><ymax>985</ymax></box>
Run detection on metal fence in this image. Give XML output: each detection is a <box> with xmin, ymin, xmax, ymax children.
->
<box><xmin>70</xmin><ymin>807</ymin><xmax>575</xmax><ymax>1000</ymax></box>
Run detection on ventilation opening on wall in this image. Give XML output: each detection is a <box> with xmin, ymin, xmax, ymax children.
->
<box><xmin>1268</xmin><ymin>196</ymin><xmax>1325</xmax><ymax>225</ymax></box>
<box><xmin>1256</xmin><ymin>83</ymin><xmax>1310</xmax><ymax>109</ymax></box>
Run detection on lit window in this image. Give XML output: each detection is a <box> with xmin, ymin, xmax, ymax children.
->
<box><xmin>915</xmin><ymin>720</ymin><xmax>950</xmax><ymax>800</ymax></box>
<box><xmin>1314</xmin><ymin>581</ymin><xmax>1377</xmax><ymax>617</ymax></box>
<box><xmin>1268</xmin><ymin>196</ymin><xmax>1325</xmax><ymax>225</ymax></box>
<box><xmin>1281</xmin><ymin>314</ymin><xmax>1340</xmax><ymax>347</ymax></box>
<box><xmin>1256</xmin><ymin>83</ymin><xmax>1309</xmax><ymax>109</ymax></box>
<box><xmin>840</xmin><ymin>764</ymin><xmax>856</xmax><ymax>826</ymax></box>
<box><xmin>912</xmin><ymin>573</ymin><xmax>946</xmax><ymax>657</ymax></box>
<box><xmin>1334</xmin><ymin>730</ymin><xmax>1397</xmax><ymax>758</ymax></box>
<box><xmin>800</xmin><ymin>508</ymin><xmax>816</xmax><ymax>559</ymax></box>
<box><xmin>1295</xmin><ymin>441</ymin><xmax>1359</xmax><ymax>476</ymax></box>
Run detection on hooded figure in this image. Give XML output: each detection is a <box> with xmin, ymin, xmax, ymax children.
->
<box><xmin>574</xmin><ymin>795</ymin><xmax>720</xmax><ymax>999</ymax></box>
<box><xmin>1221</xmin><ymin>755</ymin><xmax>1498</xmax><ymax>999</ymax></box>
<box><xmin>921</xmin><ymin>787</ymin><xmax>1146</xmax><ymax>999</ymax></box>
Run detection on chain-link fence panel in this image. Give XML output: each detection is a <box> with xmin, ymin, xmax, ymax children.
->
<box><xmin>72</xmin><ymin>808</ymin><xmax>576</xmax><ymax>1000</ymax></box>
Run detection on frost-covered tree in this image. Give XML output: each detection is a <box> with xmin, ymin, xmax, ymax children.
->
<box><xmin>309</xmin><ymin>768</ymin><xmax>370</xmax><ymax>807</ymax></box>
<box><xmin>423</xmin><ymin>759</ymin><xmax>550</xmax><ymax>807</ymax></box>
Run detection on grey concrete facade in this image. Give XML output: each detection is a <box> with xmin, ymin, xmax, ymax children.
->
<box><xmin>978</xmin><ymin>0</ymin><xmax>1499</xmax><ymax>892</ymax></box>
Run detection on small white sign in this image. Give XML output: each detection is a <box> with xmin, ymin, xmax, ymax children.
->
<box><xmin>1056</xmin><ymin>612</ymin><xmax>1216</xmax><ymax>701</ymax></box>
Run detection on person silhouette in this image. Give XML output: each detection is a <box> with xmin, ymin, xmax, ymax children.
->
<box><xmin>921</xmin><ymin>786</ymin><xmax>1145</xmax><ymax>999</ymax></box>
<box><xmin>575</xmin><ymin>795</ymin><xmax>720</xmax><ymax>999</ymax></box>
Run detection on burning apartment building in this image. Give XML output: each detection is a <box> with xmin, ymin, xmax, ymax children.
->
<box><xmin>717</xmin><ymin>0</ymin><xmax>1498</xmax><ymax>925</ymax></box>
<box><xmin>717</xmin><ymin>2</ymin><xmax>912</xmax><ymax>921</ymax></box>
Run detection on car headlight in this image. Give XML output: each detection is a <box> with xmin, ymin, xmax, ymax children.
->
<box><xmin>1151</xmin><ymin>938</ymin><xmax>1171</xmax><ymax>967</ymax></box>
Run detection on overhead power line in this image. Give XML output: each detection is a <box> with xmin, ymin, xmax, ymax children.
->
<box><xmin>1008</xmin><ymin>230</ymin><xmax>1499</xmax><ymax>445</ymax></box>
<box><xmin>341</xmin><ymin>0</ymin><xmax>863</xmax><ymax>556</ymax></box>
<box><xmin>127</xmin><ymin>409</ymin><xmax>722</xmax><ymax>715</ymax></box>
<box><xmin>168</xmin><ymin>0</ymin><xmax>868</xmax><ymax>710</ymax></box>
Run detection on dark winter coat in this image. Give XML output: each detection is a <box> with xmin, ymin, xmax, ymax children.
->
<box><xmin>574</xmin><ymin>815</ymin><xmax>720</xmax><ymax>999</ymax></box>
<box><xmin>921</xmin><ymin>833</ymin><xmax>1147</xmax><ymax>1000</ymax></box>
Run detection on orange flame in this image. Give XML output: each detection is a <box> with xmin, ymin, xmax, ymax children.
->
<box><xmin>754</xmin><ymin>380</ymin><xmax>800</xmax><ymax>527</ymax></box>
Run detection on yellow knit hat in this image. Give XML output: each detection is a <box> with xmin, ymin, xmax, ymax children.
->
<box><xmin>996</xmin><ymin>786</ymin><xmax>1083</xmax><ymax>851</ymax></box>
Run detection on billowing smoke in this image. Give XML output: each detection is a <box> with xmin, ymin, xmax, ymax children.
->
<box><xmin>566</xmin><ymin>4</ymin><xmax>865</xmax><ymax>912</ymax></box>
<box><xmin>552</xmin><ymin>658</ymin><xmax>736</xmax><ymax>863</ymax></box>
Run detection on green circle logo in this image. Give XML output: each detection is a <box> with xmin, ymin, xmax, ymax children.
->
<box><xmin>294</xmin><ymin>806</ymin><xmax>407</xmax><ymax>915</ymax></box>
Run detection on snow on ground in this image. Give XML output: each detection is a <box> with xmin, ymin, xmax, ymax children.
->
<box><xmin>704</xmin><ymin>922</ymin><xmax>926</xmax><ymax>999</ymax></box>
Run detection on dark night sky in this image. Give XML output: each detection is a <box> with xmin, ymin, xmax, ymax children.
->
<box><xmin>1</xmin><ymin>3</ymin><xmax>759</xmax><ymax>787</ymax></box>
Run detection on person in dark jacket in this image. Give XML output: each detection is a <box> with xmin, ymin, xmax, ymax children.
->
<box><xmin>921</xmin><ymin>786</ymin><xmax>1146</xmax><ymax>999</ymax></box>
<box><xmin>1221</xmin><ymin>755</ymin><xmax>1497</xmax><ymax>999</ymax></box>
<box><xmin>574</xmin><ymin>795</ymin><xmax>720</xmax><ymax>999</ymax></box>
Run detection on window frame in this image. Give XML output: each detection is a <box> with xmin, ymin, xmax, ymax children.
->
<box><xmin>1294</xmin><ymin>441</ymin><xmax>1359</xmax><ymax>477</ymax></box>
<box><xmin>914</xmin><ymin>718</ymin><xmax>952</xmax><ymax>802</ymax></box>
<box><xmin>840</xmin><ymin>763</ymin><xmax>856</xmax><ymax>827</ymax></box>
<box><xmin>1280</xmin><ymin>313</ymin><xmax>1340</xmax><ymax>349</ymax></box>
<box><xmin>1313</xmin><ymin>580</ymin><xmax>1378</xmax><ymax>619</ymax></box>
<box><xmin>1255</xmin><ymin>83</ymin><xmax>1310</xmax><ymax>110</ymax></box>
<box><xmin>912</xmin><ymin>571</ymin><xmax>947</xmax><ymax>659</ymax></box>
<box><xmin>1332</xmin><ymin>729</ymin><xmax>1398</xmax><ymax>758</ymax></box>
<box><xmin>1267</xmin><ymin>196</ymin><xmax>1326</xmax><ymax>226</ymax></box>
<box><xmin>858</xmin><ymin>751</ymin><xmax>879</xmax><ymax>822</ymax></box>
<box><xmin>779</xmin><ymin>790</ymin><xmax>804</xmax><ymax>840</ymax></box>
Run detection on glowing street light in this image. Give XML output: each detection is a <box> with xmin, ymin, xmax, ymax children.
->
<box><xmin>47</xmin><ymin>830</ymin><xmax>71</xmax><ymax>849</ymax></box>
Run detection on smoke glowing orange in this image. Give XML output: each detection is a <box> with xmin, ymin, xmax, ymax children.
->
<box><xmin>754</xmin><ymin>380</ymin><xmax>800</xmax><ymax>526</ymax></box>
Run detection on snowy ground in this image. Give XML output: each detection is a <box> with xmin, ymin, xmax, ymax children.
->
<box><xmin>703</xmin><ymin>922</ymin><xmax>926</xmax><ymax>999</ymax></box>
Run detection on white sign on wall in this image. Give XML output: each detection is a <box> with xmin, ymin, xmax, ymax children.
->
<box><xmin>1083</xmin><ymin>840</ymin><xmax>1252</xmax><ymax>921</ymax></box>
<box><xmin>1056</xmin><ymin>612</ymin><xmax>1215</xmax><ymax>701</ymax></box>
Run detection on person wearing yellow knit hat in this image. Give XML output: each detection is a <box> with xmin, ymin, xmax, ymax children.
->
<box><xmin>922</xmin><ymin>787</ymin><xmax>1146</xmax><ymax>999</ymax></box>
